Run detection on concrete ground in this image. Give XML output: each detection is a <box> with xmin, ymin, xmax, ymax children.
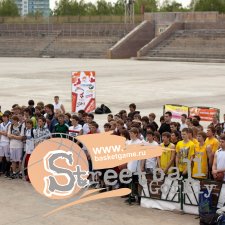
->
<box><xmin>0</xmin><ymin>58</ymin><xmax>225</xmax><ymax>126</ymax></box>
<box><xmin>0</xmin><ymin>57</ymin><xmax>225</xmax><ymax>225</ymax></box>
<box><xmin>0</xmin><ymin>177</ymin><xmax>198</xmax><ymax>225</ymax></box>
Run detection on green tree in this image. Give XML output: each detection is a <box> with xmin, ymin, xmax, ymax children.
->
<box><xmin>113</xmin><ymin>0</ymin><xmax>124</xmax><ymax>15</ymax></box>
<box><xmin>0</xmin><ymin>0</ymin><xmax>19</xmax><ymax>16</ymax></box>
<box><xmin>191</xmin><ymin>0</ymin><xmax>225</xmax><ymax>13</ymax></box>
<box><xmin>54</xmin><ymin>0</ymin><xmax>84</xmax><ymax>16</ymax></box>
<box><xmin>134</xmin><ymin>0</ymin><xmax>159</xmax><ymax>14</ymax></box>
<box><xmin>160</xmin><ymin>0</ymin><xmax>189</xmax><ymax>12</ymax></box>
<box><xmin>96</xmin><ymin>0</ymin><xmax>113</xmax><ymax>15</ymax></box>
<box><xmin>85</xmin><ymin>2</ymin><xmax>97</xmax><ymax>15</ymax></box>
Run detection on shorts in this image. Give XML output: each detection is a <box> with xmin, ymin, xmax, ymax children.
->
<box><xmin>0</xmin><ymin>145</ymin><xmax>10</xmax><ymax>158</ymax></box>
<box><xmin>10</xmin><ymin>148</ymin><xmax>23</xmax><ymax>162</ymax></box>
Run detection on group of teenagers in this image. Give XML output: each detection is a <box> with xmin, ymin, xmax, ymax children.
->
<box><xmin>0</xmin><ymin>99</ymin><xmax>225</xmax><ymax>190</ymax></box>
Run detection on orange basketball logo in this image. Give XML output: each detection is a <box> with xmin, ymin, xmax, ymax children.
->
<box><xmin>28</xmin><ymin>138</ymin><xmax>89</xmax><ymax>200</ymax></box>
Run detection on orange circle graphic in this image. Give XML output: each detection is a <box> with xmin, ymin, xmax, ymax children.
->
<box><xmin>28</xmin><ymin>138</ymin><xmax>89</xmax><ymax>200</ymax></box>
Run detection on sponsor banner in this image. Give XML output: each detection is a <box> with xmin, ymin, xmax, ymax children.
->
<box><xmin>76</xmin><ymin>132</ymin><xmax>163</xmax><ymax>170</ymax></box>
<box><xmin>189</xmin><ymin>107</ymin><xmax>220</xmax><ymax>122</ymax></box>
<box><xmin>71</xmin><ymin>71</ymin><xmax>96</xmax><ymax>113</ymax></box>
<box><xmin>164</xmin><ymin>104</ymin><xmax>189</xmax><ymax>119</ymax></box>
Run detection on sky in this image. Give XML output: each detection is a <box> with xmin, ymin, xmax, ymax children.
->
<box><xmin>50</xmin><ymin>0</ymin><xmax>192</xmax><ymax>11</ymax></box>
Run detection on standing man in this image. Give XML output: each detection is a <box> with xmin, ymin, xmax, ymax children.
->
<box><xmin>159</xmin><ymin>111</ymin><xmax>172</xmax><ymax>135</ymax></box>
<box><xmin>209</xmin><ymin>114</ymin><xmax>220</xmax><ymax>130</ymax></box>
<box><xmin>148</xmin><ymin>113</ymin><xmax>158</xmax><ymax>131</ymax></box>
<box><xmin>128</xmin><ymin>103</ymin><xmax>139</xmax><ymax>120</ymax></box>
<box><xmin>53</xmin><ymin>96</ymin><xmax>65</xmax><ymax>114</ymax></box>
<box><xmin>180</xmin><ymin>114</ymin><xmax>188</xmax><ymax>130</ymax></box>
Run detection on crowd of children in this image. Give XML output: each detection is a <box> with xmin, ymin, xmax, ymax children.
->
<box><xmin>0</xmin><ymin>99</ymin><xmax>225</xmax><ymax>193</ymax></box>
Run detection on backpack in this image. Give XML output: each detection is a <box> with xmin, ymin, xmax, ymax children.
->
<box><xmin>101</xmin><ymin>104</ymin><xmax>111</xmax><ymax>114</ymax></box>
<box><xmin>95</xmin><ymin>107</ymin><xmax>103</xmax><ymax>114</ymax></box>
<box><xmin>94</xmin><ymin>104</ymin><xmax>112</xmax><ymax>114</ymax></box>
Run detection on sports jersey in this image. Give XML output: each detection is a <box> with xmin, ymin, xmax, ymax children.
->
<box><xmin>69</xmin><ymin>124</ymin><xmax>82</xmax><ymax>137</ymax></box>
<box><xmin>126</xmin><ymin>139</ymin><xmax>143</xmax><ymax>172</ymax></box>
<box><xmin>205</xmin><ymin>137</ymin><xmax>219</xmax><ymax>153</ymax></box>
<box><xmin>31</xmin><ymin>116</ymin><xmax>37</xmax><ymax>129</ymax></box>
<box><xmin>192</xmin><ymin>143</ymin><xmax>208</xmax><ymax>179</ymax></box>
<box><xmin>25</xmin><ymin>129</ymin><xmax>35</xmax><ymax>154</ymax></box>
<box><xmin>54</xmin><ymin>123</ymin><xmax>69</xmax><ymax>138</ymax></box>
<box><xmin>160</xmin><ymin>142</ymin><xmax>175</xmax><ymax>172</ymax></box>
<box><xmin>176</xmin><ymin>140</ymin><xmax>195</xmax><ymax>173</ymax></box>
<box><xmin>0</xmin><ymin>121</ymin><xmax>11</xmax><ymax>146</ymax></box>
<box><xmin>145</xmin><ymin>140</ymin><xmax>158</xmax><ymax>169</ymax></box>
<box><xmin>8</xmin><ymin>124</ymin><xmax>24</xmax><ymax>149</ymax></box>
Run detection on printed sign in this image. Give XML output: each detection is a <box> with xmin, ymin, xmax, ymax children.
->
<box><xmin>164</xmin><ymin>104</ymin><xmax>189</xmax><ymax>119</ymax></box>
<box><xmin>72</xmin><ymin>71</ymin><xmax>96</xmax><ymax>113</ymax></box>
<box><xmin>189</xmin><ymin>107</ymin><xmax>220</xmax><ymax>122</ymax></box>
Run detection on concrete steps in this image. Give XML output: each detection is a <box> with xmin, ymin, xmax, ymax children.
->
<box><xmin>145</xmin><ymin>29</ymin><xmax>225</xmax><ymax>61</ymax></box>
<box><xmin>0</xmin><ymin>23</ymin><xmax>135</xmax><ymax>58</ymax></box>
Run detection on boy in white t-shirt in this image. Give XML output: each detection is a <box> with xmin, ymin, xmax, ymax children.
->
<box><xmin>24</xmin><ymin>119</ymin><xmax>35</xmax><ymax>181</ymax></box>
<box><xmin>126</xmin><ymin>127</ymin><xmax>143</xmax><ymax>204</ymax></box>
<box><xmin>141</xmin><ymin>131</ymin><xmax>158</xmax><ymax>174</ymax></box>
<box><xmin>7</xmin><ymin>115</ymin><xmax>24</xmax><ymax>179</ymax></box>
<box><xmin>53</xmin><ymin>96</ymin><xmax>65</xmax><ymax>114</ymax></box>
<box><xmin>212</xmin><ymin>134</ymin><xmax>225</xmax><ymax>182</ymax></box>
<box><xmin>69</xmin><ymin>115</ymin><xmax>82</xmax><ymax>137</ymax></box>
<box><xmin>0</xmin><ymin>113</ymin><xmax>11</xmax><ymax>176</ymax></box>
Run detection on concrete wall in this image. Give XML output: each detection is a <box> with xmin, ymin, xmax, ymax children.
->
<box><xmin>144</xmin><ymin>12</ymin><xmax>219</xmax><ymax>23</ymax></box>
<box><xmin>144</xmin><ymin>12</ymin><xmax>221</xmax><ymax>36</ymax></box>
<box><xmin>108</xmin><ymin>20</ymin><xmax>155</xmax><ymax>59</ymax></box>
<box><xmin>137</xmin><ymin>22</ymin><xmax>184</xmax><ymax>57</ymax></box>
<box><xmin>184</xmin><ymin>22</ymin><xmax>225</xmax><ymax>30</ymax></box>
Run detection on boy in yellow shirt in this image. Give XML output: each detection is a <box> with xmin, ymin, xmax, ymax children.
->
<box><xmin>205</xmin><ymin>126</ymin><xmax>219</xmax><ymax>155</ymax></box>
<box><xmin>192</xmin><ymin>132</ymin><xmax>212</xmax><ymax>179</ymax></box>
<box><xmin>158</xmin><ymin>132</ymin><xmax>175</xmax><ymax>174</ymax></box>
<box><xmin>176</xmin><ymin>128</ymin><xmax>195</xmax><ymax>178</ymax></box>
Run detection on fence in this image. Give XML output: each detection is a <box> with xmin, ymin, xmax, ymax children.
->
<box><xmin>0</xmin><ymin>15</ymin><xmax>143</xmax><ymax>24</ymax></box>
<box><xmin>131</xmin><ymin>173</ymin><xmax>225</xmax><ymax>214</ymax></box>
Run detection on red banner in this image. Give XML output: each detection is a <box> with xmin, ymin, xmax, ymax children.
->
<box><xmin>189</xmin><ymin>107</ymin><xmax>220</xmax><ymax>122</ymax></box>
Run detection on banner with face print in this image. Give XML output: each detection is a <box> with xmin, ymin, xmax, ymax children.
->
<box><xmin>189</xmin><ymin>107</ymin><xmax>220</xmax><ymax>122</ymax></box>
<box><xmin>72</xmin><ymin>71</ymin><xmax>96</xmax><ymax>113</ymax></box>
<box><xmin>164</xmin><ymin>104</ymin><xmax>189</xmax><ymax>119</ymax></box>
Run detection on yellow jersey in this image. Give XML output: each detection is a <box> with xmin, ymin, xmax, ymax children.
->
<box><xmin>205</xmin><ymin>137</ymin><xmax>219</xmax><ymax>153</ymax></box>
<box><xmin>176</xmin><ymin>140</ymin><xmax>195</xmax><ymax>172</ymax></box>
<box><xmin>192</xmin><ymin>143</ymin><xmax>208</xmax><ymax>179</ymax></box>
<box><xmin>160</xmin><ymin>142</ymin><xmax>175</xmax><ymax>173</ymax></box>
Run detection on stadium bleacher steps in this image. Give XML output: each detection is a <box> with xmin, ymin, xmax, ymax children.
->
<box><xmin>138</xmin><ymin>29</ymin><xmax>225</xmax><ymax>62</ymax></box>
